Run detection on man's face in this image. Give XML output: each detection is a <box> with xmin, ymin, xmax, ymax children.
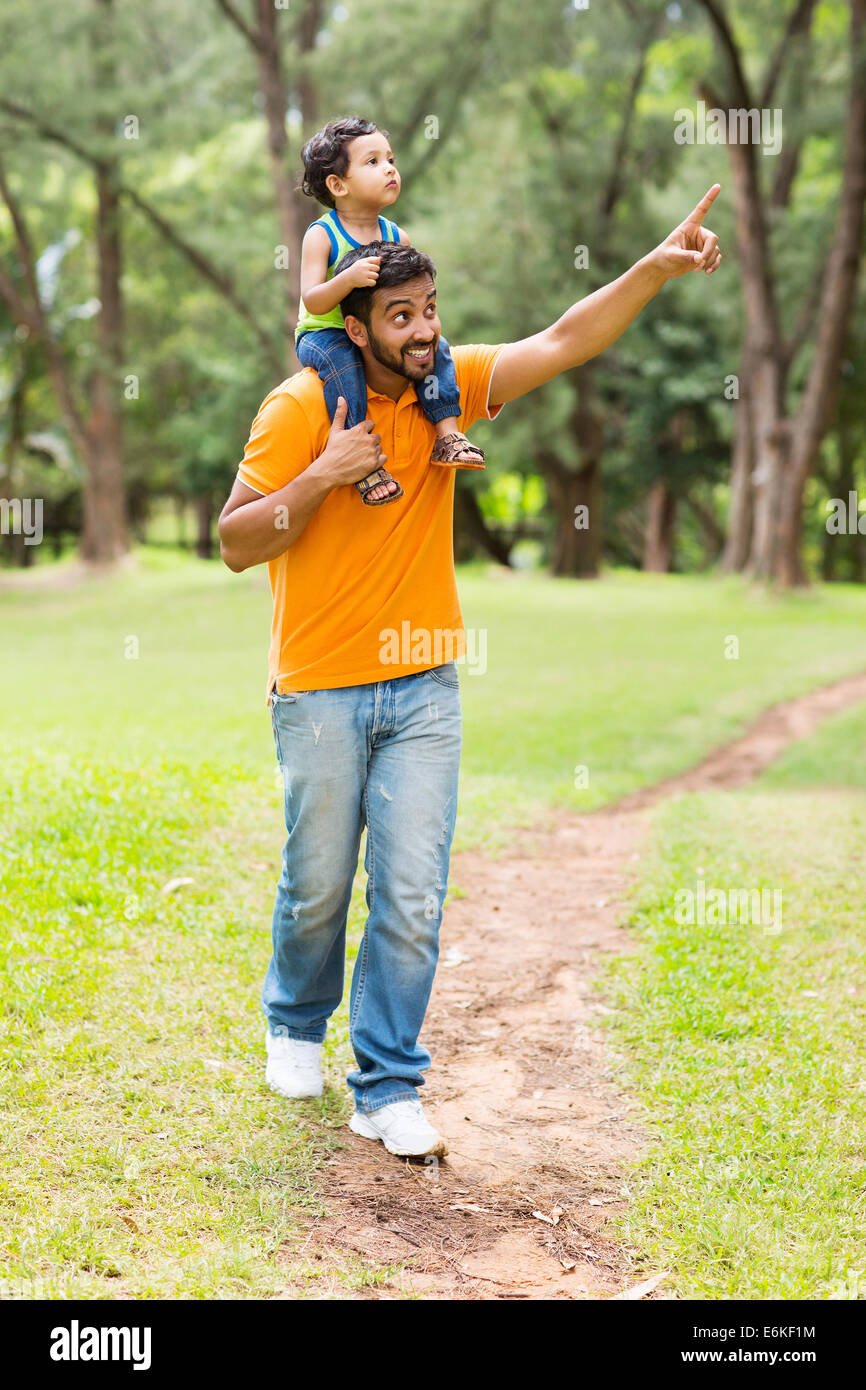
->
<box><xmin>360</xmin><ymin>274</ymin><xmax>441</xmax><ymax>381</ymax></box>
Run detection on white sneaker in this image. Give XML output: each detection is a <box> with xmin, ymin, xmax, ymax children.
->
<box><xmin>264</xmin><ymin>1027</ymin><xmax>323</xmax><ymax>1099</ymax></box>
<box><xmin>349</xmin><ymin>1097</ymin><xmax>448</xmax><ymax>1158</ymax></box>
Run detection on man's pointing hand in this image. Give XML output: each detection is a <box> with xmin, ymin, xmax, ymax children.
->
<box><xmin>652</xmin><ymin>183</ymin><xmax>723</xmax><ymax>278</ymax></box>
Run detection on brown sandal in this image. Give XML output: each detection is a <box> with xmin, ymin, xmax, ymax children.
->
<box><xmin>430</xmin><ymin>431</ymin><xmax>486</xmax><ymax>469</ymax></box>
<box><xmin>355</xmin><ymin>468</ymin><xmax>404</xmax><ymax>505</ymax></box>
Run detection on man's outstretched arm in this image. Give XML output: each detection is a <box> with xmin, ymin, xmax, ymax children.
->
<box><xmin>489</xmin><ymin>185</ymin><xmax>722</xmax><ymax>406</ymax></box>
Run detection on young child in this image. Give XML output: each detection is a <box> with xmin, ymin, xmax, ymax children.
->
<box><xmin>296</xmin><ymin>115</ymin><xmax>485</xmax><ymax>506</ymax></box>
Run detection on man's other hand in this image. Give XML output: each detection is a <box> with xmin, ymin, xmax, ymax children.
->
<box><xmin>313</xmin><ymin>397</ymin><xmax>389</xmax><ymax>489</ymax></box>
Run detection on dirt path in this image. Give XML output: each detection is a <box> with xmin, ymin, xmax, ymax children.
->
<box><xmin>281</xmin><ymin>671</ymin><xmax>866</xmax><ymax>1300</ymax></box>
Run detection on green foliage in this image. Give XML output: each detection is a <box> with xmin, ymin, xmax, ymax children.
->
<box><xmin>0</xmin><ymin>0</ymin><xmax>861</xmax><ymax>575</ymax></box>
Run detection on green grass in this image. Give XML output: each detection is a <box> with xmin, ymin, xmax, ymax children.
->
<box><xmin>760</xmin><ymin>700</ymin><xmax>866</xmax><ymax>793</ymax></box>
<box><xmin>2</xmin><ymin>550</ymin><xmax>866</xmax><ymax>1297</ymax></box>
<box><xmin>0</xmin><ymin>753</ymin><xmax>357</xmax><ymax>1298</ymax></box>
<box><xmin>4</xmin><ymin>550</ymin><xmax>866</xmax><ymax>836</ymax></box>
<box><xmin>603</xmin><ymin>736</ymin><xmax>866</xmax><ymax>1297</ymax></box>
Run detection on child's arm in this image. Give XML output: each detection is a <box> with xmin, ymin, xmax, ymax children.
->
<box><xmin>301</xmin><ymin>225</ymin><xmax>381</xmax><ymax>315</ymax></box>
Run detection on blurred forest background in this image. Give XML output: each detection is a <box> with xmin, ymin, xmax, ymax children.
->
<box><xmin>0</xmin><ymin>0</ymin><xmax>864</xmax><ymax>586</ymax></box>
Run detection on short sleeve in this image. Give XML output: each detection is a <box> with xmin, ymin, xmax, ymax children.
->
<box><xmin>451</xmin><ymin>344</ymin><xmax>508</xmax><ymax>432</ymax></box>
<box><xmin>236</xmin><ymin>389</ymin><xmax>316</xmax><ymax>496</ymax></box>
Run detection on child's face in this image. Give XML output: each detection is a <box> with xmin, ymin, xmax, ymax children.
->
<box><xmin>331</xmin><ymin>131</ymin><xmax>401</xmax><ymax>208</ymax></box>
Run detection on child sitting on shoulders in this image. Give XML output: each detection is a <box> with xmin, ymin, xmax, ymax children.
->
<box><xmin>296</xmin><ymin>115</ymin><xmax>485</xmax><ymax>506</ymax></box>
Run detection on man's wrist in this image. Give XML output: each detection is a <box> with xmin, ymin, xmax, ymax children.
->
<box><xmin>307</xmin><ymin>453</ymin><xmax>337</xmax><ymax>495</ymax></box>
<box><xmin>638</xmin><ymin>248</ymin><xmax>671</xmax><ymax>289</ymax></box>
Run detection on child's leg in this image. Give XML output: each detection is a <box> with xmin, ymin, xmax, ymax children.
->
<box><xmin>418</xmin><ymin>335</ymin><xmax>486</xmax><ymax>470</ymax></box>
<box><xmin>297</xmin><ymin>328</ymin><xmax>368</xmax><ymax>426</ymax></box>
<box><xmin>296</xmin><ymin>330</ymin><xmax>400</xmax><ymax>503</ymax></box>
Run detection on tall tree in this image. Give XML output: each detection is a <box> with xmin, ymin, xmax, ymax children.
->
<box><xmin>509</xmin><ymin>0</ymin><xmax>671</xmax><ymax>576</ymax></box>
<box><xmin>0</xmin><ymin>0</ymin><xmax>130</xmax><ymax>562</ymax></box>
<box><xmin>213</xmin><ymin>0</ymin><xmax>324</xmax><ymax>372</ymax></box>
<box><xmin>0</xmin><ymin>154</ymin><xmax>129</xmax><ymax>563</ymax></box>
<box><xmin>698</xmin><ymin>0</ymin><xmax>866</xmax><ymax>584</ymax></box>
<box><xmin>86</xmin><ymin>0</ymin><xmax>128</xmax><ymax>562</ymax></box>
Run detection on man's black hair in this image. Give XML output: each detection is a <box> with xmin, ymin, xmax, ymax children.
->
<box><xmin>300</xmin><ymin>116</ymin><xmax>386</xmax><ymax>208</ymax></box>
<box><xmin>338</xmin><ymin>242</ymin><xmax>438</xmax><ymax>327</ymax></box>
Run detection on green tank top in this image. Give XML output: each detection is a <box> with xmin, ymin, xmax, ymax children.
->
<box><xmin>295</xmin><ymin>209</ymin><xmax>400</xmax><ymax>340</ymax></box>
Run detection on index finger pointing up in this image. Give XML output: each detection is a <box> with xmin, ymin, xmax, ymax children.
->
<box><xmin>690</xmin><ymin>183</ymin><xmax>721</xmax><ymax>224</ymax></box>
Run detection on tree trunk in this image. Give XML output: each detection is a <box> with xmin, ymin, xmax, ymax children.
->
<box><xmin>531</xmin><ymin>38</ymin><xmax>654</xmax><ymax>583</ymax></box>
<box><xmin>294</xmin><ymin>0</ymin><xmax>322</xmax><ymax>129</ymax></box>
<box><xmin>748</xmin><ymin>405</ymin><xmax>791</xmax><ymax>579</ymax></box>
<box><xmin>687</xmin><ymin>492</ymin><xmax>724</xmax><ymax>566</ymax></box>
<box><xmin>643</xmin><ymin>481</ymin><xmax>677</xmax><ymax>572</ymax></box>
<box><xmin>645</xmin><ymin>410</ymin><xmax>686</xmax><ymax>572</ymax></box>
<box><xmin>545</xmin><ymin>461</ymin><xmax>603</xmax><ymax>578</ymax></box>
<box><xmin>246</xmin><ymin>0</ymin><xmax>323</xmax><ymax>375</ymax></box>
<box><xmin>821</xmin><ymin>418</ymin><xmax>861</xmax><ymax>582</ymax></box>
<box><xmin>700</xmin><ymin>0</ymin><xmax>866</xmax><ymax>587</ymax></box>
<box><xmin>82</xmin><ymin>0</ymin><xmax>128</xmax><ymax>564</ymax></box>
<box><xmin>773</xmin><ymin>449</ymin><xmax>807</xmax><ymax>587</ymax></box>
<box><xmin>777</xmin><ymin>0</ymin><xmax>866</xmax><ymax>583</ymax></box>
<box><xmin>820</xmin><ymin>454</ymin><xmax>837</xmax><ymax>580</ymax></box>
<box><xmin>551</xmin><ymin>363</ymin><xmax>604</xmax><ymax>578</ymax></box>
<box><xmin>254</xmin><ymin>0</ymin><xmax>305</xmax><ymax>371</ymax></box>
<box><xmin>721</xmin><ymin>357</ymin><xmax>754</xmax><ymax>571</ymax></box>
<box><xmin>821</xmin><ymin>523</ymin><xmax>836</xmax><ymax>581</ymax></box>
<box><xmin>174</xmin><ymin>495</ymin><xmax>188</xmax><ymax>547</ymax></box>
<box><xmin>453</xmin><ymin>480</ymin><xmax>512</xmax><ymax>565</ymax></box>
<box><xmin>714</xmin><ymin>126</ymin><xmax>787</xmax><ymax>580</ymax></box>
<box><xmin>81</xmin><ymin>168</ymin><xmax>128</xmax><ymax>563</ymax></box>
<box><xmin>1</xmin><ymin>349</ymin><xmax>26</xmax><ymax>567</ymax></box>
<box><xmin>844</xmin><ymin>416</ymin><xmax>866</xmax><ymax>581</ymax></box>
<box><xmin>195</xmin><ymin>494</ymin><xmax>213</xmax><ymax>559</ymax></box>
<box><xmin>0</xmin><ymin>139</ymin><xmax>127</xmax><ymax>565</ymax></box>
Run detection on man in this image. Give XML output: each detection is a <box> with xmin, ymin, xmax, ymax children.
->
<box><xmin>218</xmin><ymin>186</ymin><xmax>722</xmax><ymax>1160</ymax></box>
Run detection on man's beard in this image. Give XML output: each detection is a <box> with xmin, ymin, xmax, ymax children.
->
<box><xmin>366</xmin><ymin>324</ymin><xmax>439</xmax><ymax>382</ymax></box>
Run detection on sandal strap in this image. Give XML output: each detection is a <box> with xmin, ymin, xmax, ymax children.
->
<box><xmin>356</xmin><ymin>467</ymin><xmax>393</xmax><ymax>495</ymax></box>
<box><xmin>355</xmin><ymin>467</ymin><xmax>404</xmax><ymax>505</ymax></box>
<box><xmin>431</xmin><ymin>431</ymin><xmax>486</xmax><ymax>464</ymax></box>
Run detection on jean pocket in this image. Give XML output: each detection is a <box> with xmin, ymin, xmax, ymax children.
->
<box><xmin>271</xmin><ymin>689</ymin><xmax>311</xmax><ymax>706</ymax></box>
<box><xmin>427</xmin><ymin>662</ymin><xmax>460</xmax><ymax>689</ymax></box>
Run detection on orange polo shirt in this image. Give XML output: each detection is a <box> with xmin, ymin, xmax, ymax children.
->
<box><xmin>235</xmin><ymin>343</ymin><xmax>505</xmax><ymax>701</ymax></box>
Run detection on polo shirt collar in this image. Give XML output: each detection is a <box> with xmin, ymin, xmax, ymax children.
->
<box><xmin>366</xmin><ymin>381</ymin><xmax>420</xmax><ymax>409</ymax></box>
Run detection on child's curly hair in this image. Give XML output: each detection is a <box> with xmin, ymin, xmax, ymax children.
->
<box><xmin>300</xmin><ymin>117</ymin><xmax>388</xmax><ymax>208</ymax></box>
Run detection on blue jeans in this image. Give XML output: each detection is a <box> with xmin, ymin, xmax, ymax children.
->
<box><xmin>263</xmin><ymin>663</ymin><xmax>462</xmax><ymax>1112</ymax></box>
<box><xmin>296</xmin><ymin>328</ymin><xmax>462</xmax><ymax>430</ymax></box>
